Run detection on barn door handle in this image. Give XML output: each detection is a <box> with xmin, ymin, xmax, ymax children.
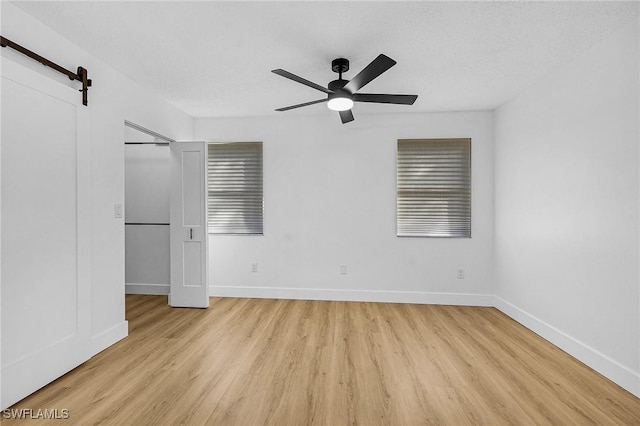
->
<box><xmin>189</xmin><ymin>228</ymin><xmax>193</xmax><ymax>240</ymax></box>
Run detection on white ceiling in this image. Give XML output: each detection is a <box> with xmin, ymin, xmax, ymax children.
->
<box><xmin>12</xmin><ymin>1</ymin><xmax>639</xmax><ymax>118</ymax></box>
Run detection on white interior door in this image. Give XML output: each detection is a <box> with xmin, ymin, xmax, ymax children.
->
<box><xmin>1</xmin><ymin>57</ymin><xmax>91</xmax><ymax>409</ymax></box>
<box><xmin>169</xmin><ymin>142</ymin><xmax>209</xmax><ymax>308</ymax></box>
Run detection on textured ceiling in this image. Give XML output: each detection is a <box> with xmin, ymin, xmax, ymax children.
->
<box><xmin>11</xmin><ymin>1</ymin><xmax>640</xmax><ymax>118</ymax></box>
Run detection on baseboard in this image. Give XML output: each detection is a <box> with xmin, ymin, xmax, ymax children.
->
<box><xmin>125</xmin><ymin>283</ymin><xmax>169</xmax><ymax>295</ymax></box>
<box><xmin>1</xmin><ymin>334</ymin><xmax>90</xmax><ymax>410</ymax></box>
<box><xmin>210</xmin><ymin>285</ymin><xmax>494</xmax><ymax>306</ymax></box>
<box><xmin>494</xmin><ymin>296</ymin><xmax>640</xmax><ymax>398</ymax></box>
<box><xmin>90</xmin><ymin>321</ymin><xmax>129</xmax><ymax>357</ymax></box>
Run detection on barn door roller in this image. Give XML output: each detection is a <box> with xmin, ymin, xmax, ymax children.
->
<box><xmin>1</xmin><ymin>35</ymin><xmax>92</xmax><ymax>106</ymax></box>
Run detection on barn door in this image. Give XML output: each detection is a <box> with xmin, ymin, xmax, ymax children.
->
<box><xmin>1</xmin><ymin>57</ymin><xmax>91</xmax><ymax>408</ymax></box>
<box><xmin>169</xmin><ymin>142</ymin><xmax>209</xmax><ymax>308</ymax></box>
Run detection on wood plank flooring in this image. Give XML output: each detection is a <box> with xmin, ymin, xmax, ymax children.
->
<box><xmin>5</xmin><ymin>295</ymin><xmax>640</xmax><ymax>425</ymax></box>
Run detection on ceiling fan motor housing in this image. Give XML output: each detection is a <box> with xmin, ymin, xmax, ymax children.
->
<box><xmin>328</xmin><ymin>79</ymin><xmax>348</xmax><ymax>93</ymax></box>
<box><xmin>331</xmin><ymin>58</ymin><xmax>349</xmax><ymax>74</ymax></box>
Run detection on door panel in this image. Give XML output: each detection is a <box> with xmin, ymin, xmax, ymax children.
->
<box><xmin>1</xmin><ymin>58</ymin><xmax>91</xmax><ymax>409</ymax></box>
<box><xmin>183</xmin><ymin>241</ymin><xmax>203</xmax><ymax>287</ymax></box>
<box><xmin>181</xmin><ymin>151</ymin><xmax>203</xmax><ymax>226</ymax></box>
<box><xmin>170</xmin><ymin>142</ymin><xmax>208</xmax><ymax>308</ymax></box>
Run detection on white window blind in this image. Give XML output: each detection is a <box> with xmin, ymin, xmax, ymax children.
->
<box><xmin>208</xmin><ymin>142</ymin><xmax>263</xmax><ymax>234</ymax></box>
<box><xmin>397</xmin><ymin>139</ymin><xmax>471</xmax><ymax>237</ymax></box>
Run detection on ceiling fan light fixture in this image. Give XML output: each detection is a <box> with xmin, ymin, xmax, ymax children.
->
<box><xmin>273</xmin><ymin>54</ymin><xmax>418</xmax><ymax>123</ymax></box>
<box><xmin>327</xmin><ymin>96</ymin><xmax>353</xmax><ymax>111</ymax></box>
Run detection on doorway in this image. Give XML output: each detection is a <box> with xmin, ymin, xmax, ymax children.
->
<box><xmin>124</xmin><ymin>121</ymin><xmax>173</xmax><ymax>295</ymax></box>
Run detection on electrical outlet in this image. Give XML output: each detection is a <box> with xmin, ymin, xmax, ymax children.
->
<box><xmin>340</xmin><ymin>264</ymin><xmax>347</xmax><ymax>275</ymax></box>
<box><xmin>457</xmin><ymin>268</ymin><xmax>465</xmax><ymax>279</ymax></box>
<box><xmin>114</xmin><ymin>203</ymin><xmax>123</xmax><ymax>219</ymax></box>
<box><xmin>251</xmin><ymin>263</ymin><xmax>258</xmax><ymax>273</ymax></box>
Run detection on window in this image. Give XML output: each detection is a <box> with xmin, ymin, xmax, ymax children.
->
<box><xmin>397</xmin><ymin>139</ymin><xmax>471</xmax><ymax>237</ymax></box>
<box><xmin>207</xmin><ymin>142</ymin><xmax>263</xmax><ymax>234</ymax></box>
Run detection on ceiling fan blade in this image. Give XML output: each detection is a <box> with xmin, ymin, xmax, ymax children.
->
<box><xmin>272</xmin><ymin>69</ymin><xmax>332</xmax><ymax>94</ymax></box>
<box><xmin>339</xmin><ymin>109</ymin><xmax>354</xmax><ymax>124</ymax></box>
<box><xmin>353</xmin><ymin>93</ymin><xmax>418</xmax><ymax>105</ymax></box>
<box><xmin>275</xmin><ymin>98</ymin><xmax>328</xmax><ymax>111</ymax></box>
<box><xmin>343</xmin><ymin>54</ymin><xmax>396</xmax><ymax>94</ymax></box>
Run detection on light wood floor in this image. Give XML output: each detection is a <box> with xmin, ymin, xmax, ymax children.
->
<box><xmin>6</xmin><ymin>295</ymin><xmax>640</xmax><ymax>425</ymax></box>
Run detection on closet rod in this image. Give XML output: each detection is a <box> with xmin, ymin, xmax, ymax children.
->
<box><xmin>124</xmin><ymin>142</ymin><xmax>170</xmax><ymax>146</ymax></box>
<box><xmin>125</xmin><ymin>223</ymin><xmax>170</xmax><ymax>226</ymax></box>
<box><xmin>0</xmin><ymin>35</ymin><xmax>92</xmax><ymax>105</ymax></box>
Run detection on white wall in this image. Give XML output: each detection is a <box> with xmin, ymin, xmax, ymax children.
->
<box><xmin>2</xmin><ymin>2</ymin><xmax>194</xmax><ymax>355</ymax></box>
<box><xmin>494</xmin><ymin>18</ymin><xmax>640</xmax><ymax>396</ymax></box>
<box><xmin>196</xmin><ymin>111</ymin><xmax>494</xmax><ymax>304</ymax></box>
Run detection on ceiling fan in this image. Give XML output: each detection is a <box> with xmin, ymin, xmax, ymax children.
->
<box><xmin>272</xmin><ymin>54</ymin><xmax>418</xmax><ymax>124</ymax></box>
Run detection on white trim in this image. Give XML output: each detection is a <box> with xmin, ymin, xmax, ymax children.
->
<box><xmin>494</xmin><ymin>296</ymin><xmax>640</xmax><ymax>397</ymax></box>
<box><xmin>1</xmin><ymin>335</ymin><xmax>85</xmax><ymax>410</ymax></box>
<box><xmin>90</xmin><ymin>321</ymin><xmax>129</xmax><ymax>357</ymax></box>
<box><xmin>126</xmin><ymin>283</ymin><xmax>170</xmax><ymax>295</ymax></box>
<box><xmin>210</xmin><ymin>285</ymin><xmax>494</xmax><ymax>306</ymax></box>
